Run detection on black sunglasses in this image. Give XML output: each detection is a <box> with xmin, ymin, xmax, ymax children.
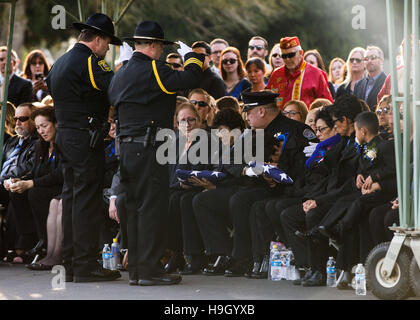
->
<box><xmin>281</xmin><ymin>52</ymin><xmax>298</xmax><ymax>59</ymax></box>
<box><xmin>222</xmin><ymin>58</ymin><xmax>237</xmax><ymax>65</ymax></box>
<box><xmin>272</xmin><ymin>53</ymin><xmax>281</xmax><ymax>58</ymax></box>
<box><xmin>190</xmin><ymin>100</ymin><xmax>209</xmax><ymax>108</ymax></box>
<box><xmin>249</xmin><ymin>45</ymin><xmax>264</xmax><ymax>51</ymax></box>
<box><xmin>14</xmin><ymin>116</ymin><xmax>30</xmax><ymax>122</ymax></box>
<box><xmin>376</xmin><ymin>107</ymin><xmax>390</xmax><ymax>115</ymax></box>
<box><xmin>170</xmin><ymin>62</ymin><xmax>182</xmax><ymax>69</ymax></box>
<box><xmin>350</xmin><ymin>58</ymin><xmax>362</xmax><ymax>64</ymax></box>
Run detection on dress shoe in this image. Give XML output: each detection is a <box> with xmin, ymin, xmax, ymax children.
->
<box><xmin>295</xmin><ymin>230</ymin><xmax>311</xmax><ymax>240</ymax></box>
<box><xmin>25</xmin><ymin>263</ymin><xmax>53</xmax><ymax>271</ymax></box>
<box><xmin>73</xmin><ymin>267</ymin><xmax>121</xmax><ymax>283</ymax></box>
<box><xmin>225</xmin><ymin>260</ymin><xmax>252</xmax><ymax>277</ymax></box>
<box><xmin>249</xmin><ymin>255</ymin><xmax>269</xmax><ymax>279</ymax></box>
<box><xmin>293</xmin><ymin>269</ymin><xmax>313</xmax><ymax>285</ymax></box>
<box><xmin>164</xmin><ymin>252</ymin><xmax>186</xmax><ymax>274</ymax></box>
<box><xmin>336</xmin><ymin>270</ymin><xmax>352</xmax><ymax>290</ymax></box>
<box><xmin>202</xmin><ymin>256</ymin><xmax>231</xmax><ymax>276</ymax></box>
<box><xmin>245</xmin><ymin>262</ymin><xmax>261</xmax><ymax>279</ymax></box>
<box><xmin>301</xmin><ymin>270</ymin><xmax>325</xmax><ymax>287</ymax></box>
<box><xmin>138</xmin><ymin>274</ymin><xmax>182</xmax><ymax>286</ymax></box>
<box><xmin>26</xmin><ymin>240</ymin><xmax>46</xmax><ymax>256</ymax></box>
<box><xmin>318</xmin><ymin>224</ymin><xmax>342</xmax><ymax>242</ymax></box>
<box><xmin>180</xmin><ymin>255</ymin><xmax>207</xmax><ymax>275</ymax></box>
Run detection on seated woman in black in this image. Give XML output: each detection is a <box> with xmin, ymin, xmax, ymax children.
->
<box><xmin>165</xmin><ymin>102</ymin><xmax>213</xmax><ymax>274</ymax></box>
<box><xmin>9</xmin><ymin>106</ymin><xmax>63</xmax><ymax>268</ymax></box>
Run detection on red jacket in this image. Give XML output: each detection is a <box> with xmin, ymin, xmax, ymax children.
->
<box><xmin>266</xmin><ymin>60</ymin><xmax>333</xmax><ymax>109</ymax></box>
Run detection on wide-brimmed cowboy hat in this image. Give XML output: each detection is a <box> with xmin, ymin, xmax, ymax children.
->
<box><xmin>73</xmin><ymin>13</ymin><xmax>122</xmax><ymax>46</ymax></box>
<box><xmin>123</xmin><ymin>21</ymin><xmax>175</xmax><ymax>45</ymax></box>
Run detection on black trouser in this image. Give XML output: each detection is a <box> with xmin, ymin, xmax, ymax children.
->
<box><xmin>180</xmin><ymin>190</ymin><xmax>204</xmax><ymax>255</ymax></box>
<box><xmin>251</xmin><ymin>197</ymin><xmax>300</xmax><ymax>262</ymax></box>
<box><xmin>193</xmin><ymin>185</ymin><xmax>239</xmax><ymax>256</ymax></box>
<box><xmin>28</xmin><ymin>186</ymin><xmax>61</xmax><ymax>245</ymax></box>
<box><xmin>167</xmin><ymin>190</ymin><xmax>188</xmax><ymax>254</ymax></box>
<box><xmin>116</xmin><ymin>193</ymin><xmax>128</xmax><ymax>249</ymax></box>
<box><xmin>229</xmin><ymin>186</ymin><xmax>272</xmax><ymax>262</ymax></box>
<box><xmin>369</xmin><ymin>203</ymin><xmax>398</xmax><ymax>246</ymax></box>
<box><xmin>9</xmin><ymin>191</ymin><xmax>37</xmax><ymax>250</ymax></box>
<box><xmin>120</xmin><ymin>141</ymin><xmax>169</xmax><ymax>280</ymax></box>
<box><xmin>56</xmin><ymin>128</ymin><xmax>105</xmax><ymax>276</ymax></box>
<box><xmin>0</xmin><ymin>186</ymin><xmax>16</xmax><ymax>255</ymax></box>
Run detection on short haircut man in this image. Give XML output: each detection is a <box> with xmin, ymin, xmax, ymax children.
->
<box><xmin>248</xmin><ymin>36</ymin><xmax>269</xmax><ymax>60</ymax></box>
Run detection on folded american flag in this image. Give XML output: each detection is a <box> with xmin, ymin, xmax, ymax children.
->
<box><xmin>248</xmin><ymin>161</ymin><xmax>294</xmax><ymax>184</ymax></box>
<box><xmin>176</xmin><ymin>169</ymin><xmax>227</xmax><ymax>185</ymax></box>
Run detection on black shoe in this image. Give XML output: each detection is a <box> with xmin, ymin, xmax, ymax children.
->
<box><xmin>73</xmin><ymin>267</ymin><xmax>121</xmax><ymax>283</ymax></box>
<box><xmin>225</xmin><ymin>260</ymin><xmax>252</xmax><ymax>277</ymax></box>
<box><xmin>249</xmin><ymin>255</ymin><xmax>269</xmax><ymax>279</ymax></box>
<box><xmin>336</xmin><ymin>270</ymin><xmax>352</xmax><ymax>290</ymax></box>
<box><xmin>295</xmin><ymin>230</ymin><xmax>311</xmax><ymax>240</ymax></box>
<box><xmin>164</xmin><ymin>252</ymin><xmax>186</xmax><ymax>274</ymax></box>
<box><xmin>180</xmin><ymin>255</ymin><xmax>207</xmax><ymax>275</ymax></box>
<box><xmin>318</xmin><ymin>224</ymin><xmax>342</xmax><ymax>242</ymax></box>
<box><xmin>138</xmin><ymin>274</ymin><xmax>182</xmax><ymax>286</ymax></box>
<box><xmin>25</xmin><ymin>263</ymin><xmax>53</xmax><ymax>271</ymax></box>
<box><xmin>293</xmin><ymin>269</ymin><xmax>313</xmax><ymax>285</ymax></box>
<box><xmin>301</xmin><ymin>270</ymin><xmax>325</xmax><ymax>287</ymax></box>
<box><xmin>245</xmin><ymin>261</ymin><xmax>261</xmax><ymax>279</ymax></box>
<box><xmin>202</xmin><ymin>256</ymin><xmax>231</xmax><ymax>276</ymax></box>
<box><xmin>26</xmin><ymin>240</ymin><xmax>46</xmax><ymax>256</ymax></box>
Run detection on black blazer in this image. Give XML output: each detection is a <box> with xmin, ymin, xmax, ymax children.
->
<box><xmin>353</xmin><ymin>72</ymin><xmax>387</xmax><ymax>111</ymax></box>
<box><xmin>8</xmin><ymin>74</ymin><xmax>33</xmax><ymax>106</ymax></box>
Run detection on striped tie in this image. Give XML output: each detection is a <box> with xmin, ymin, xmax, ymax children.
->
<box><xmin>1</xmin><ymin>139</ymin><xmax>23</xmax><ymax>177</ymax></box>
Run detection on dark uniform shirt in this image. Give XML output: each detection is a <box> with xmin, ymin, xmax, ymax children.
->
<box><xmin>108</xmin><ymin>51</ymin><xmax>205</xmax><ymax>136</ymax></box>
<box><xmin>46</xmin><ymin>43</ymin><xmax>113</xmax><ymax>128</ymax></box>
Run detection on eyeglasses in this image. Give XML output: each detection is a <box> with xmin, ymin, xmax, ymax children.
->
<box><xmin>282</xmin><ymin>110</ymin><xmax>300</xmax><ymax>116</ymax></box>
<box><xmin>249</xmin><ymin>45</ymin><xmax>264</xmax><ymax>51</ymax></box>
<box><xmin>316</xmin><ymin>126</ymin><xmax>330</xmax><ymax>133</ymax></box>
<box><xmin>272</xmin><ymin>53</ymin><xmax>281</xmax><ymax>58</ymax></box>
<box><xmin>364</xmin><ymin>55</ymin><xmax>379</xmax><ymax>62</ymax></box>
<box><xmin>349</xmin><ymin>58</ymin><xmax>362</xmax><ymax>64</ymax></box>
<box><xmin>376</xmin><ymin>107</ymin><xmax>390</xmax><ymax>115</ymax></box>
<box><xmin>190</xmin><ymin>100</ymin><xmax>209</xmax><ymax>108</ymax></box>
<box><xmin>222</xmin><ymin>58</ymin><xmax>237</xmax><ymax>65</ymax></box>
<box><xmin>178</xmin><ymin>118</ymin><xmax>197</xmax><ymax>125</ymax></box>
<box><xmin>170</xmin><ymin>62</ymin><xmax>182</xmax><ymax>69</ymax></box>
<box><xmin>13</xmin><ymin>116</ymin><xmax>30</xmax><ymax>122</ymax></box>
<box><xmin>281</xmin><ymin>51</ymin><xmax>298</xmax><ymax>59</ymax></box>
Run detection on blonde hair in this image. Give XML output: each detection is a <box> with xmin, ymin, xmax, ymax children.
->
<box><xmin>309</xmin><ymin>98</ymin><xmax>333</xmax><ymax>110</ymax></box>
<box><xmin>284</xmin><ymin>100</ymin><xmax>309</xmax><ymax>122</ymax></box>
<box><xmin>328</xmin><ymin>57</ymin><xmax>345</xmax><ymax>83</ymax></box>
<box><xmin>341</xmin><ymin>47</ymin><xmax>367</xmax><ymax>88</ymax></box>
<box><xmin>2</xmin><ymin>101</ymin><xmax>17</xmax><ymax>136</ymax></box>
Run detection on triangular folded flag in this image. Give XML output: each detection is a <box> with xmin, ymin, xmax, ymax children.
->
<box><xmin>176</xmin><ymin>169</ymin><xmax>227</xmax><ymax>186</ymax></box>
<box><xmin>247</xmin><ymin>161</ymin><xmax>293</xmax><ymax>184</ymax></box>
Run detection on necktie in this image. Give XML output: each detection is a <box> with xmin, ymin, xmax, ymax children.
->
<box><xmin>364</xmin><ymin>77</ymin><xmax>374</xmax><ymax>101</ymax></box>
<box><xmin>1</xmin><ymin>139</ymin><xmax>23</xmax><ymax>177</ymax></box>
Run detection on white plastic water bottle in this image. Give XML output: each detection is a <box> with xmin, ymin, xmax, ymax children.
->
<box><xmin>326</xmin><ymin>256</ymin><xmax>337</xmax><ymax>287</ymax></box>
<box><xmin>355</xmin><ymin>263</ymin><xmax>367</xmax><ymax>295</ymax></box>
<box><xmin>102</xmin><ymin>244</ymin><xmax>111</xmax><ymax>269</ymax></box>
<box><xmin>110</xmin><ymin>238</ymin><xmax>120</xmax><ymax>271</ymax></box>
<box><xmin>270</xmin><ymin>245</ymin><xmax>282</xmax><ymax>281</ymax></box>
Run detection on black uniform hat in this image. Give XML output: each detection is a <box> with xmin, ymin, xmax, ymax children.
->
<box><xmin>73</xmin><ymin>13</ymin><xmax>122</xmax><ymax>46</ymax></box>
<box><xmin>123</xmin><ymin>21</ymin><xmax>175</xmax><ymax>45</ymax></box>
<box><xmin>242</xmin><ymin>91</ymin><xmax>280</xmax><ymax>112</ymax></box>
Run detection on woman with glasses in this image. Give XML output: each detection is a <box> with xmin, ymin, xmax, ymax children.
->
<box><xmin>188</xmin><ymin>88</ymin><xmax>215</xmax><ymax>131</ymax></box>
<box><xmin>266</xmin><ymin>43</ymin><xmax>284</xmax><ymax>81</ymax></box>
<box><xmin>22</xmin><ymin>50</ymin><xmax>50</xmax><ymax>102</ymax></box>
<box><xmin>282</xmin><ymin>100</ymin><xmax>308</xmax><ymax>123</ymax></box>
<box><xmin>220</xmin><ymin>47</ymin><xmax>251</xmax><ymax>101</ymax></box>
<box><xmin>165</xmin><ymin>102</ymin><xmax>212</xmax><ymax>275</ymax></box>
<box><xmin>335</xmin><ymin>47</ymin><xmax>367</xmax><ymax>99</ymax></box>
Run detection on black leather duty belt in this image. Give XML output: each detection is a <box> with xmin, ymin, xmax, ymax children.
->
<box><xmin>120</xmin><ymin>136</ymin><xmax>148</xmax><ymax>143</ymax></box>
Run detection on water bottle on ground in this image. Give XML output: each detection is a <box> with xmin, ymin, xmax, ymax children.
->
<box><xmin>326</xmin><ymin>256</ymin><xmax>337</xmax><ymax>287</ymax></box>
<box><xmin>355</xmin><ymin>263</ymin><xmax>367</xmax><ymax>295</ymax></box>
<box><xmin>110</xmin><ymin>238</ymin><xmax>120</xmax><ymax>271</ymax></box>
<box><xmin>102</xmin><ymin>244</ymin><xmax>111</xmax><ymax>270</ymax></box>
<box><xmin>270</xmin><ymin>245</ymin><xmax>282</xmax><ymax>281</ymax></box>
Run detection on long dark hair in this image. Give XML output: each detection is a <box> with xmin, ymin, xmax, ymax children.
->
<box><xmin>31</xmin><ymin>106</ymin><xmax>57</xmax><ymax>161</ymax></box>
<box><xmin>22</xmin><ymin>50</ymin><xmax>50</xmax><ymax>80</ymax></box>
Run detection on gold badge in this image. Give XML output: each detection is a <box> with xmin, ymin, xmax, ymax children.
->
<box><xmin>98</xmin><ymin>59</ymin><xmax>111</xmax><ymax>72</ymax></box>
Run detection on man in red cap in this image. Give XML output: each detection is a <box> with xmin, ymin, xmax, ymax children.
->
<box><xmin>266</xmin><ymin>36</ymin><xmax>333</xmax><ymax>109</ymax></box>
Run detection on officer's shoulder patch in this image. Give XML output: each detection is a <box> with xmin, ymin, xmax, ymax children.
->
<box><xmin>98</xmin><ymin>59</ymin><xmax>111</xmax><ymax>72</ymax></box>
<box><xmin>303</xmin><ymin>128</ymin><xmax>317</xmax><ymax>140</ymax></box>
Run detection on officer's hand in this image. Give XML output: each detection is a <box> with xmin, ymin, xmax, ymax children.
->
<box><xmin>262</xmin><ymin>173</ymin><xmax>276</xmax><ymax>188</ymax></box>
<box><xmin>356</xmin><ymin>174</ymin><xmax>365</xmax><ymax>189</ymax></box>
<box><xmin>109</xmin><ymin>198</ymin><xmax>120</xmax><ymax>224</ymax></box>
<box><xmin>119</xmin><ymin>42</ymin><xmax>133</xmax><ymax>62</ymax></box>
<box><xmin>177</xmin><ymin>41</ymin><xmax>192</xmax><ymax>58</ymax></box>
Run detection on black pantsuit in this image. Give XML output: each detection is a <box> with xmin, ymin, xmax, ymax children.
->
<box><xmin>369</xmin><ymin>203</ymin><xmax>398</xmax><ymax>246</ymax></box>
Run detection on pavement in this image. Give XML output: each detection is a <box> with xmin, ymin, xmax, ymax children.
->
<box><xmin>0</xmin><ymin>263</ymin><xmax>380</xmax><ymax>300</ymax></box>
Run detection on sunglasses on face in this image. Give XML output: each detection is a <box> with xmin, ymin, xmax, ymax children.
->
<box><xmin>272</xmin><ymin>53</ymin><xmax>281</xmax><ymax>58</ymax></box>
<box><xmin>364</xmin><ymin>55</ymin><xmax>379</xmax><ymax>62</ymax></box>
<box><xmin>222</xmin><ymin>58</ymin><xmax>237</xmax><ymax>65</ymax></box>
<box><xmin>178</xmin><ymin>118</ymin><xmax>197</xmax><ymax>125</ymax></box>
<box><xmin>249</xmin><ymin>45</ymin><xmax>264</xmax><ymax>51</ymax></box>
<box><xmin>14</xmin><ymin>116</ymin><xmax>30</xmax><ymax>122</ymax></box>
<box><xmin>350</xmin><ymin>58</ymin><xmax>362</xmax><ymax>64</ymax></box>
<box><xmin>170</xmin><ymin>62</ymin><xmax>182</xmax><ymax>69</ymax></box>
<box><xmin>281</xmin><ymin>51</ymin><xmax>298</xmax><ymax>59</ymax></box>
<box><xmin>282</xmin><ymin>110</ymin><xmax>300</xmax><ymax>116</ymax></box>
<box><xmin>376</xmin><ymin>107</ymin><xmax>390</xmax><ymax>115</ymax></box>
<box><xmin>190</xmin><ymin>100</ymin><xmax>209</xmax><ymax>108</ymax></box>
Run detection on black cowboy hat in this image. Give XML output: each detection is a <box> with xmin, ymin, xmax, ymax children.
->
<box><xmin>73</xmin><ymin>13</ymin><xmax>122</xmax><ymax>46</ymax></box>
<box><xmin>123</xmin><ymin>21</ymin><xmax>175</xmax><ymax>45</ymax></box>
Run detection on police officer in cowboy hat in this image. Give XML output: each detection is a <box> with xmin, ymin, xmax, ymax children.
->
<box><xmin>46</xmin><ymin>13</ymin><xmax>122</xmax><ymax>282</ymax></box>
<box><xmin>108</xmin><ymin>21</ymin><xmax>205</xmax><ymax>286</ymax></box>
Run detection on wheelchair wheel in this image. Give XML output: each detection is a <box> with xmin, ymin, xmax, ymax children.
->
<box><xmin>409</xmin><ymin>256</ymin><xmax>420</xmax><ymax>297</ymax></box>
<box><xmin>366</xmin><ymin>242</ymin><xmax>412</xmax><ymax>300</ymax></box>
